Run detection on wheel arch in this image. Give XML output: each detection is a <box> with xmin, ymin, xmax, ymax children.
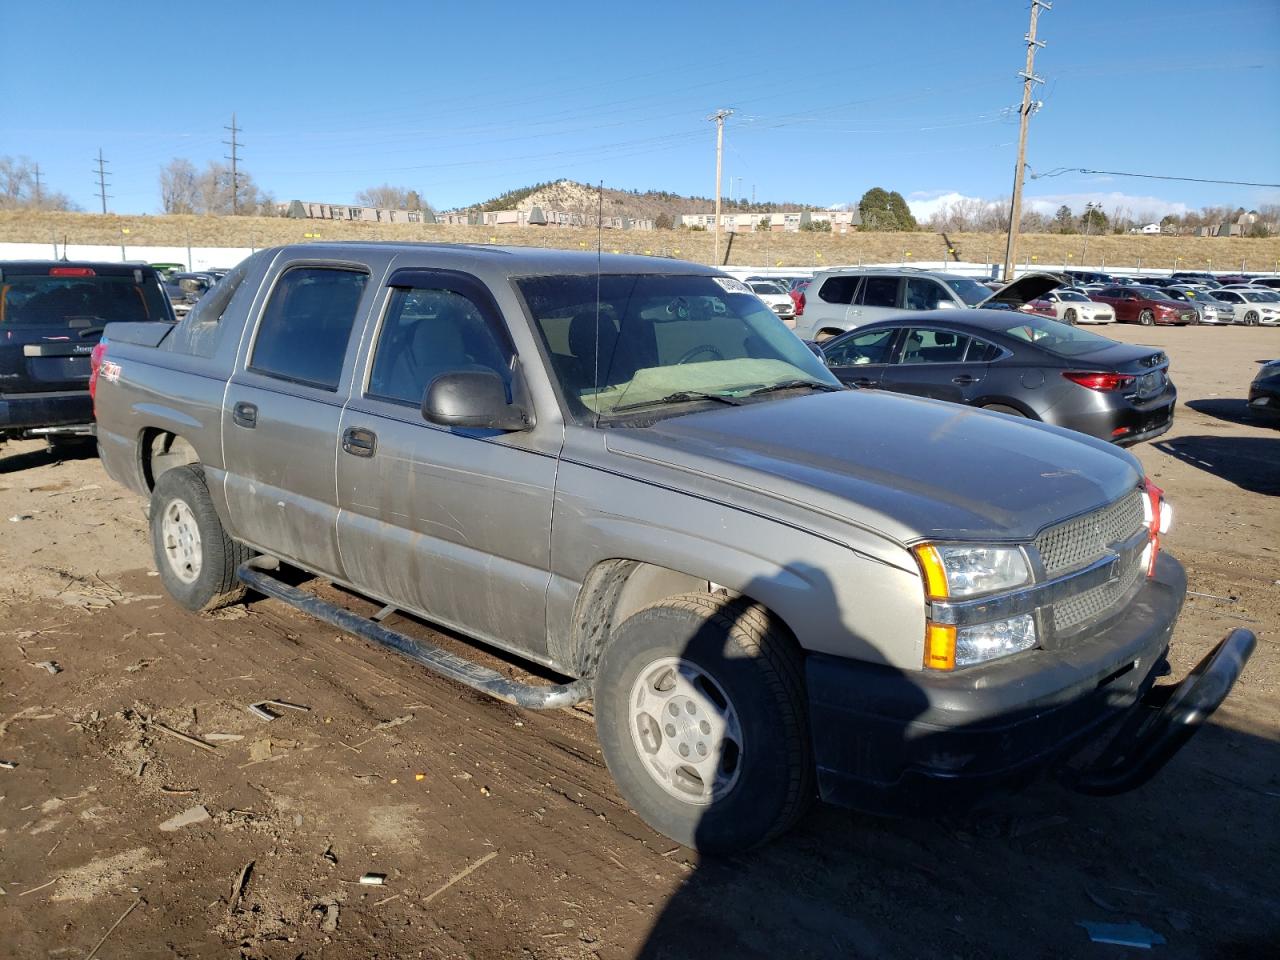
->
<box><xmin>562</xmin><ymin>557</ymin><xmax>807</xmax><ymax>679</ymax></box>
<box><xmin>139</xmin><ymin>427</ymin><xmax>201</xmax><ymax>491</ymax></box>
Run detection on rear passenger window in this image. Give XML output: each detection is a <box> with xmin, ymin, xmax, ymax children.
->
<box><xmin>899</xmin><ymin>328</ymin><xmax>970</xmax><ymax>364</ymax></box>
<box><xmin>965</xmin><ymin>338</ymin><xmax>1002</xmax><ymax>362</ymax></box>
<box><xmin>250</xmin><ymin>267</ymin><xmax>368</xmax><ymax>390</ymax></box>
<box><xmin>904</xmin><ymin>278</ymin><xmax>948</xmax><ymax>311</ymax></box>
<box><xmin>367</xmin><ymin>287</ymin><xmax>511</xmax><ymax>407</ymax></box>
<box><xmin>818</xmin><ymin>276</ymin><xmax>860</xmax><ymax>304</ymax></box>
<box><xmin>858</xmin><ymin>276</ymin><xmax>900</xmax><ymax>308</ymax></box>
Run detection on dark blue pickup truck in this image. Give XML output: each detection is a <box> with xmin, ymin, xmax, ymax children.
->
<box><xmin>0</xmin><ymin>261</ymin><xmax>173</xmax><ymax>445</ymax></box>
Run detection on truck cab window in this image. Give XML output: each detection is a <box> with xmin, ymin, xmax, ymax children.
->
<box><xmin>367</xmin><ymin>287</ymin><xmax>511</xmax><ymax>407</ymax></box>
<box><xmin>250</xmin><ymin>267</ymin><xmax>368</xmax><ymax>390</ymax></box>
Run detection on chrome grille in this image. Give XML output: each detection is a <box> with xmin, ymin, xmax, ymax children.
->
<box><xmin>1053</xmin><ymin>549</ymin><xmax>1145</xmax><ymax>632</ymax></box>
<box><xmin>1036</xmin><ymin>490</ymin><xmax>1145</xmax><ymax>578</ymax></box>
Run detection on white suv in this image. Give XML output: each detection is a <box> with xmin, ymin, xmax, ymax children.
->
<box><xmin>793</xmin><ymin>268</ymin><xmax>1056</xmax><ymax>340</ymax></box>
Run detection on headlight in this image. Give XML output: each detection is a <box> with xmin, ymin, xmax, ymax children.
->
<box><xmin>957</xmin><ymin>615</ymin><xmax>1037</xmax><ymax>666</ymax></box>
<box><xmin>913</xmin><ymin>544</ymin><xmax>1031</xmax><ymax>599</ymax></box>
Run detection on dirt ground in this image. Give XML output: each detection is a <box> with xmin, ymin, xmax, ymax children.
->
<box><xmin>0</xmin><ymin>325</ymin><xmax>1276</xmax><ymax>960</ymax></box>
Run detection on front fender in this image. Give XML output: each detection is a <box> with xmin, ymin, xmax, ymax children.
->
<box><xmin>547</xmin><ymin>460</ymin><xmax>927</xmax><ymax>672</ymax></box>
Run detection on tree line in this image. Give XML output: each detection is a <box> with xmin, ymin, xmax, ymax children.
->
<box><xmin>0</xmin><ymin>156</ymin><xmax>78</xmax><ymax>211</ymax></box>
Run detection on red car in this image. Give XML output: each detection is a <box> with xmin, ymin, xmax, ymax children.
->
<box><xmin>1089</xmin><ymin>285</ymin><xmax>1196</xmax><ymax>326</ymax></box>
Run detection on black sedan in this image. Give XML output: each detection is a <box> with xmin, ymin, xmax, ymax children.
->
<box><xmin>1249</xmin><ymin>360</ymin><xmax>1280</xmax><ymax>422</ymax></box>
<box><xmin>820</xmin><ymin>310</ymin><xmax>1176</xmax><ymax>445</ymax></box>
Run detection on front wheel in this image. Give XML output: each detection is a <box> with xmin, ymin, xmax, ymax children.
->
<box><xmin>594</xmin><ymin>593</ymin><xmax>813</xmax><ymax>853</ymax></box>
<box><xmin>1063</xmin><ymin>308</ymin><xmax>1078</xmax><ymax>325</ymax></box>
<box><xmin>1244</xmin><ymin>310</ymin><xmax>1259</xmax><ymax>326</ymax></box>
<box><xmin>149</xmin><ymin>465</ymin><xmax>252</xmax><ymax>611</ymax></box>
<box><xmin>1139</xmin><ymin>309</ymin><xmax>1155</xmax><ymax>326</ymax></box>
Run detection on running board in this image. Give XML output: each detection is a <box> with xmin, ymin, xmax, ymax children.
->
<box><xmin>237</xmin><ymin>559</ymin><xmax>592</xmax><ymax>710</ymax></box>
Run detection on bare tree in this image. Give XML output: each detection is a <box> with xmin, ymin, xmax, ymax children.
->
<box><xmin>354</xmin><ymin>184</ymin><xmax>433</xmax><ymax>212</ymax></box>
<box><xmin>0</xmin><ymin>155</ymin><xmax>78</xmax><ymax>210</ymax></box>
<box><xmin>159</xmin><ymin>158</ymin><xmax>199</xmax><ymax>214</ymax></box>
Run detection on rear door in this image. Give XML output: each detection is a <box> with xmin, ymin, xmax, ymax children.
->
<box><xmin>822</xmin><ymin>326</ymin><xmax>902</xmax><ymax>388</ymax></box>
<box><xmin>0</xmin><ymin>265</ymin><xmax>170</xmax><ymax>396</ymax></box>
<box><xmin>220</xmin><ymin>261</ymin><xmax>372</xmax><ymax>578</ymax></box>
<box><xmin>851</xmin><ymin>274</ymin><xmax>903</xmax><ymax>326</ymax></box>
<box><xmin>880</xmin><ymin>326</ymin><xmax>989</xmax><ymax>404</ymax></box>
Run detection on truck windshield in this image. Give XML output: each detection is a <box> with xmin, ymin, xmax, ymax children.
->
<box><xmin>518</xmin><ymin>274</ymin><xmax>838</xmax><ymax>419</ymax></box>
<box><xmin>0</xmin><ymin>274</ymin><xmax>171</xmax><ymax>326</ymax></box>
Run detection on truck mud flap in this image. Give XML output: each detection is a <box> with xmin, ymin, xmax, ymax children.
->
<box><xmin>1063</xmin><ymin>628</ymin><xmax>1256</xmax><ymax>796</ymax></box>
<box><xmin>237</xmin><ymin>558</ymin><xmax>592</xmax><ymax>711</ymax></box>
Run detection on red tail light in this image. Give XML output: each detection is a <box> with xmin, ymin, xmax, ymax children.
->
<box><xmin>795</xmin><ymin>291</ymin><xmax>806</xmax><ymax>316</ymax></box>
<box><xmin>1062</xmin><ymin>371</ymin><xmax>1135</xmax><ymax>391</ymax></box>
<box><xmin>89</xmin><ymin>339</ymin><xmax>108</xmax><ymax>410</ymax></box>
<box><xmin>49</xmin><ymin>266</ymin><xmax>95</xmax><ymax>277</ymax></box>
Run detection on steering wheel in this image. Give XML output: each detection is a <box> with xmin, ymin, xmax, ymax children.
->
<box><xmin>676</xmin><ymin>344</ymin><xmax>724</xmax><ymax>364</ymax></box>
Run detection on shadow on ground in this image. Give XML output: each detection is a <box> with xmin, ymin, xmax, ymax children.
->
<box><xmin>1185</xmin><ymin>397</ymin><xmax>1279</xmax><ymax>429</ymax></box>
<box><xmin>1153</xmin><ymin>435</ymin><xmax>1280</xmax><ymax>495</ymax></box>
<box><xmin>0</xmin><ymin>440</ymin><xmax>98</xmax><ymax>475</ymax></box>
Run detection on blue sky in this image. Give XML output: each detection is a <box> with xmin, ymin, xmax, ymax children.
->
<box><xmin>4</xmin><ymin>0</ymin><xmax>1278</xmax><ymax>219</ymax></box>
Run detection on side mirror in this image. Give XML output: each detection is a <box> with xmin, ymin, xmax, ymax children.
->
<box><xmin>933</xmin><ymin>299</ymin><xmax>958</xmax><ymax>310</ymax></box>
<box><xmin>422</xmin><ymin>369</ymin><xmax>531</xmax><ymax>432</ymax></box>
<box><xmin>802</xmin><ymin>339</ymin><xmax>827</xmax><ymax>364</ymax></box>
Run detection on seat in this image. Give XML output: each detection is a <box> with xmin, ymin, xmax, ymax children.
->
<box><xmin>556</xmin><ymin>310</ymin><xmax>620</xmax><ymax>395</ymax></box>
<box><xmin>385</xmin><ymin>312</ymin><xmax>473</xmax><ymax>405</ymax></box>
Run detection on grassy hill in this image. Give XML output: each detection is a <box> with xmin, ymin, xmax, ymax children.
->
<box><xmin>3</xmin><ymin>210</ymin><xmax>1278</xmax><ymax>273</ymax></box>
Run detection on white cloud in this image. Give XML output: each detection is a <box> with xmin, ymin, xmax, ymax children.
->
<box><xmin>905</xmin><ymin>189</ymin><xmax>1191</xmax><ymax>223</ymax></box>
<box><xmin>906</xmin><ymin>191</ymin><xmax>1001</xmax><ymax>221</ymax></box>
<box><xmin>1024</xmin><ymin>191</ymin><xmax>1189</xmax><ymax>218</ymax></box>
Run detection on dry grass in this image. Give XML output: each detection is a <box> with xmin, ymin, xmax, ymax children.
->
<box><xmin>3</xmin><ymin>211</ymin><xmax>1278</xmax><ymax>273</ymax></box>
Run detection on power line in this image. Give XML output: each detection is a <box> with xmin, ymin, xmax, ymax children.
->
<box><xmin>1031</xmin><ymin>166</ymin><xmax>1280</xmax><ymax>188</ymax></box>
<box><xmin>93</xmin><ymin>148</ymin><xmax>111</xmax><ymax>214</ymax></box>
<box><xmin>223</xmin><ymin>113</ymin><xmax>242</xmax><ymax>214</ymax></box>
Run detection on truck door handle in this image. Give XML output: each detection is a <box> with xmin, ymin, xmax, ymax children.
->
<box><xmin>342</xmin><ymin>427</ymin><xmax>377</xmax><ymax>458</ymax></box>
<box><xmin>232</xmin><ymin>401</ymin><xmax>257</xmax><ymax>428</ymax></box>
<box><xmin>952</xmin><ymin>375</ymin><xmax>980</xmax><ymax>385</ymax></box>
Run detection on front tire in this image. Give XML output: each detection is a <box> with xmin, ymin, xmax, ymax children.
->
<box><xmin>1244</xmin><ymin>310</ymin><xmax>1259</xmax><ymax>326</ymax></box>
<box><xmin>1139</xmin><ymin>309</ymin><xmax>1155</xmax><ymax>326</ymax></box>
<box><xmin>595</xmin><ymin>593</ymin><xmax>813</xmax><ymax>853</ymax></box>
<box><xmin>1063</xmin><ymin>308</ymin><xmax>1078</xmax><ymax>325</ymax></box>
<box><xmin>149</xmin><ymin>465</ymin><xmax>251</xmax><ymax>611</ymax></box>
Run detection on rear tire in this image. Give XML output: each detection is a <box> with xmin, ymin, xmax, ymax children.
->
<box><xmin>815</xmin><ymin>328</ymin><xmax>843</xmax><ymax>342</ymax></box>
<box><xmin>594</xmin><ymin>593</ymin><xmax>813</xmax><ymax>853</ymax></box>
<box><xmin>1139</xmin><ymin>309</ymin><xmax>1155</xmax><ymax>326</ymax></box>
<box><xmin>149</xmin><ymin>464</ymin><xmax>251</xmax><ymax>611</ymax></box>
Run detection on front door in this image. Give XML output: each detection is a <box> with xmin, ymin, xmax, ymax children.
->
<box><xmin>335</xmin><ymin>269</ymin><xmax>558</xmax><ymax>660</ymax></box>
<box><xmin>822</xmin><ymin>326</ymin><xmax>901</xmax><ymax>388</ymax></box>
<box><xmin>221</xmin><ymin>263</ymin><xmax>372</xmax><ymax>577</ymax></box>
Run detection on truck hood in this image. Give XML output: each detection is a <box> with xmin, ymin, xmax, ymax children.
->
<box><xmin>604</xmin><ymin>390</ymin><xmax>1141</xmax><ymax>545</ymax></box>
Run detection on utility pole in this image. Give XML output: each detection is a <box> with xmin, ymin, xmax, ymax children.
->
<box><xmin>93</xmin><ymin>148</ymin><xmax>111</xmax><ymax>214</ymax></box>
<box><xmin>1001</xmin><ymin>0</ymin><xmax>1050</xmax><ymax>281</ymax></box>
<box><xmin>33</xmin><ymin>163</ymin><xmax>43</xmax><ymax>208</ymax></box>
<box><xmin>708</xmin><ymin>108</ymin><xmax>733</xmax><ymax>265</ymax></box>
<box><xmin>1081</xmin><ymin>201</ymin><xmax>1097</xmax><ymax>266</ymax></box>
<box><xmin>224</xmin><ymin>112</ymin><xmax>243</xmax><ymax>214</ymax></box>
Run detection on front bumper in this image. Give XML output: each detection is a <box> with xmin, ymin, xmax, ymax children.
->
<box><xmin>806</xmin><ymin>552</ymin><xmax>1253</xmax><ymax>814</ymax></box>
<box><xmin>0</xmin><ymin>390</ymin><xmax>94</xmax><ymax>438</ymax></box>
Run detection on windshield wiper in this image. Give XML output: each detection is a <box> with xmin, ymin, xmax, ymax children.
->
<box><xmin>739</xmin><ymin>379</ymin><xmax>845</xmax><ymax>398</ymax></box>
<box><xmin>611</xmin><ymin>391</ymin><xmax>744</xmax><ymax>414</ymax></box>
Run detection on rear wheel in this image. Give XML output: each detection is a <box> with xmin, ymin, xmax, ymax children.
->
<box><xmin>149</xmin><ymin>464</ymin><xmax>251</xmax><ymax>611</ymax></box>
<box><xmin>1244</xmin><ymin>310</ymin><xmax>1259</xmax><ymax>326</ymax></box>
<box><xmin>594</xmin><ymin>593</ymin><xmax>813</xmax><ymax>853</ymax></box>
<box><xmin>1063</xmin><ymin>308</ymin><xmax>1078</xmax><ymax>325</ymax></box>
<box><xmin>982</xmin><ymin>403</ymin><xmax>1028</xmax><ymax>418</ymax></box>
<box><xmin>1139</xmin><ymin>309</ymin><xmax>1155</xmax><ymax>326</ymax></box>
<box><xmin>815</xmin><ymin>328</ymin><xmax>843</xmax><ymax>342</ymax></box>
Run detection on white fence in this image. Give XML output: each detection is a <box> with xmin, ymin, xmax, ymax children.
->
<box><xmin>0</xmin><ymin>242</ymin><xmax>255</xmax><ymax>272</ymax></box>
